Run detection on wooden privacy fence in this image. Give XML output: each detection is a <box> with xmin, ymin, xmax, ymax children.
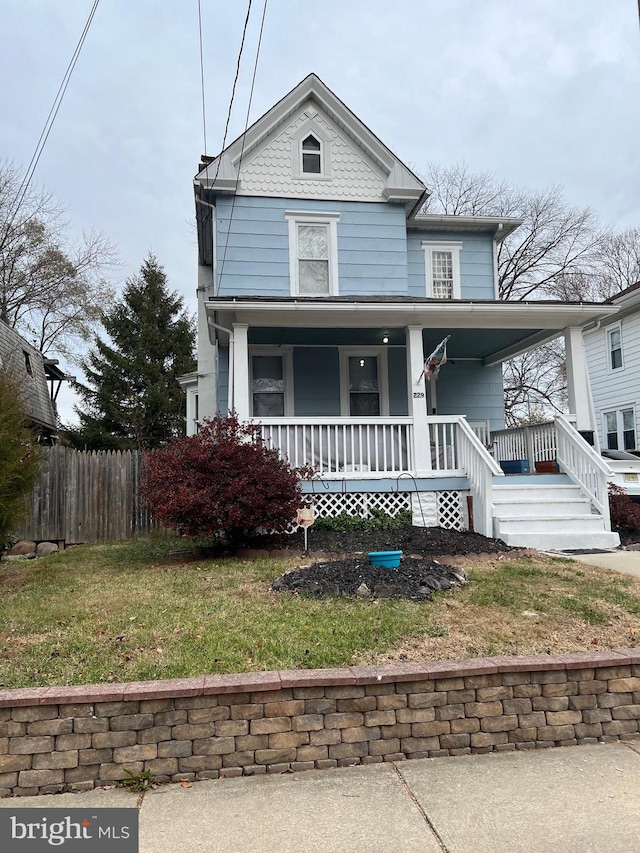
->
<box><xmin>15</xmin><ymin>446</ymin><xmax>162</xmax><ymax>545</ymax></box>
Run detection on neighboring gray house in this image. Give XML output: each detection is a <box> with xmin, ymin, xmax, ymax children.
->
<box><xmin>0</xmin><ymin>320</ymin><xmax>64</xmax><ymax>444</ymax></box>
<box><xmin>583</xmin><ymin>281</ymin><xmax>640</xmax><ymax>454</ymax></box>
<box><xmin>183</xmin><ymin>73</ymin><xmax>620</xmax><ymax>549</ymax></box>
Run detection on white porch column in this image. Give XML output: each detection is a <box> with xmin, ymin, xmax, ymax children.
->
<box><xmin>232</xmin><ymin>323</ymin><xmax>250</xmax><ymax>421</ymax></box>
<box><xmin>407</xmin><ymin>325</ymin><xmax>432</xmax><ymax>475</ymax></box>
<box><xmin>564</xmin><ymin>325</ymin><xmax>593</xmax><ymax>435</ymax></box>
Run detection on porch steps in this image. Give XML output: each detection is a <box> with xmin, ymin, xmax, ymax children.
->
<box><xmin>491</xmin><ymin>477</ymin><xmax>620</xmax><ymax>550</ymax></box>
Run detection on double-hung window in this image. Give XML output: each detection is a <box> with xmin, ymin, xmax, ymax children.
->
<box><xmin>250</xmin><ymin>351</ymin><xmax>292</xmax><ymax>416</ymax></box>
<box><xmin>608</xmin><ymin>325</ymin><xmax>623</xmax><ymax>371</ymax></box>
<box><xmin>604</xmin><ymin>408</ymin><xmax>636</xmax><ymax>451</ymax></box>
<box><xmin>301</xmin><ymin>134</ymin><xmax>322</xmax><ymax>174</ymax></box>
<box><xmin>286</xmin><ymin>211</ymin><xmax>340</xmax><ymax>296</ymax></box>
<box><xmin>422</xmin><ymin>242</ymin><xmax>462</xmax><ymax>299</ymax></box>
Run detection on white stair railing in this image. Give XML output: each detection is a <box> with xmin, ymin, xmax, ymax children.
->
<box><xmin>555</xmin><ymin>415</ymin><xmax>612</xmax><ymax>527</ymax></box>
<box><xmin>457</xmin><ymin>418</ymin><xmax>504</xmax><ymax>537</ymax></box>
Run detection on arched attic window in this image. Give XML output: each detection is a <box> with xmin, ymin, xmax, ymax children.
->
<box><xmin>301</xmin><ymin>134</ymin><xmax>322</xmax><ymax>174</ymax></box>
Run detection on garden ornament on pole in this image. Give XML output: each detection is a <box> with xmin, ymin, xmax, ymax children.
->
<box><xmin>418</xmin><ymin>335</ymin><xmax>451</xmax><ymax>383</ymax></box>
<box><xmin>296</xmin><ymin>506</ymin><xmax>315</xmax><ymax>552</ymax></box>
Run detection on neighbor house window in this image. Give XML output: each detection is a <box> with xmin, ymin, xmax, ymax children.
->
<box><xmin>604</xmin><ymin>407</ymin><xmax>636</xmax><ymax>451</ymax></box>
<box><xmin>286</xmin><ymin>211</ymin><xmax>340</xmax><ymax>296</ymax></box>
<box><xmin>301</xmin><ymin>134</ymin><xmax>321</xmax><ymax>174</ymax></box>
<box><xmin>422</xmin><ymin>242</ymin><xmax>462</xmax><ymax>299</ymax></box>
<box><xmin>23</xmin><ymin>350</ymin><xmax>33</xmax><ymax>377</ymax></box>
<box><xmin>608</xmin><ymin>325</ymin><xmax>623</xmax><ymax>370</ymax></box>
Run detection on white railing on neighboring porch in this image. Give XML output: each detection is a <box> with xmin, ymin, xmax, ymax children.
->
<box><xmin>555</xmin><ymin>415</ymin><xmax>612</xmax><ymax>526</ymax></box>
<box><xmin>492</xmin><ymin>420</ymin><xmax>560</xmax><ymax>466</ymax></box>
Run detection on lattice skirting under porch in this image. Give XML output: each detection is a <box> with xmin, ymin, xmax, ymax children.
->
<box><xmin>304</xmin><ymin>491</ymin><xmax>466</xmax><ymax>530</ymax></box>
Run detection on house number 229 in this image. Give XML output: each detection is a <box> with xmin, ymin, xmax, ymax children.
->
<box><xmin>413</xmin><ymin>392</ymin><xmax>425</xmax><ymax>398</ymax></box>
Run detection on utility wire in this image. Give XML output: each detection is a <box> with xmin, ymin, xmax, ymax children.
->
<box><xmin>216</xmin><ymin>0</ymin><xmax>268</xmax><ymax>294</ymax></box>
<box><xmin>197</xmin><ymin>0</ymin><xmax>207</xmax><ymax>154</ymax></box>
<box><xmin>3</xmin><ymin>1</ymin><xmax>100</xmax><ymax>245</ymax></box>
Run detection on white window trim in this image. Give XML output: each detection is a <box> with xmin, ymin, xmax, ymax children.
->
<box><xmin>249</xmin><ymin>347</ymin><xmax>294</xmax><ymax>417</ymax></box>
<box><xmin>339</xmin><ymin>347</ymin><xmax>389</xmax><ymax>417</ymax></box>
<box><xmin>606</xmin><ymin>322</ymin><xmax>624</xmax><ymax>372</ymax></box>
<box><xmin>603</xmin><ymin>404</ymin><xmax>636</xmax><ymax>451</ymax></box>
<box><xmin>285</xmin><ymin>210</ymin><xmax>340</xmax><ymax>297</ymax></box>
<box><xmin>422</xmin><ymin>241</ymin><xmax>462</xmax><ymax>300</ymax></box>
<box><xmin>291</xmin><ymin>120</ymin><xmax>332</xmax><ymax>181</ymax></box>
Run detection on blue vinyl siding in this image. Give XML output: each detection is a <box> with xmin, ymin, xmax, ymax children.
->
<box><xmin>293</xmin><ymin>348</ymin><xmax>341</xmax><ymax>415</ymax></box>
<box><xmin>407</xmin><ymin>231</ymin><xmax>496</xmax><ymax>299</ymax></box>
<box><xmin>388</xmin><ymin>348</ymin><xmax>408</xmax><ymax>416</ymax></box>
<box><xmin>216</xmin><ymin>196</ymin><xmax>407</xmax><ymax>296</ymax></box>
<box><xmin>434</xmin><ymin>362</ymin><xmax>505</xmax><ymax>430</ymax></box>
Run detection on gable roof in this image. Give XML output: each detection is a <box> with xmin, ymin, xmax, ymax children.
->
<box><xmin>195</xmin><ymin>73</ymin><xmax>427</xmax><ymax>208</ymax></box>
<box><xmin>0</xmin><ymin>320</ymin><xmax>58</xmax><ymax>432</ymax></box>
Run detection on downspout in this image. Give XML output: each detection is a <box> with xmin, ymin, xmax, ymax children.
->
<box><xmin>581</xmin><ymin>318</ymin><xmax>603</xmax><ymax>453</ymax></box>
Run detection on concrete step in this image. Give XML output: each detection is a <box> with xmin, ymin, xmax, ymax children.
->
<box><xmin>492</xmin><ymin>484</ymin><xmax>584</xmax><ymax>501</ymax></box>
<box><xmin>494</xmin><ymin>515</ymin><xmax>607</xmax><ymax>535</ymax></box>
<box><xmin>492</xmin><ymin>499</ymin><xmax>594</xmax><ymax>518</ymax></box>
<box><xmin>498</xmin><ymin>530</ymin><xmax>621</xmax><ymax>549</ymax></box>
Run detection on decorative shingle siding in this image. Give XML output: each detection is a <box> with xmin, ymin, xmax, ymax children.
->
<box><xmin>239</xmin><ymin>105</ymin><xmax>388</xmax><ymax>201</ymax></box>
<box><xmin>1</xmin><ymin>652</ymin><xmax>637</xmax><ymax>797</ymax></box>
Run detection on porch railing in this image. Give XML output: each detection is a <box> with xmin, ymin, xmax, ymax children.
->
<box><xmin>457</xmin><ymin>418</ymin><xmax>504</xmax><ymax>537</ymax></box>
<box><xmin>257</xmin><ymin>418</ymin><xmax>414</xmax><ymax>477</ymax></box>
<box><xmin>555</xmin><ymin>415</ymin><xmax>612</xmax><ymax>525</ymax></box>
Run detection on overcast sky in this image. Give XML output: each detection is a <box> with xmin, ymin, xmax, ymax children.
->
<box><xmin>1</xmin><ymin>0</ymin><xmax>639</xmax><ymax>423</ymax></box>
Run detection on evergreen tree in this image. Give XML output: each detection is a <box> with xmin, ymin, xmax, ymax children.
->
<box><xmin>70</xmin><ymin>255</ymin><xmax>196</xmax><ymax>450</ymax></box>
<box><xmin>0</xmin><ymin>368</ymin><xmax>41</xmax><ymax>556</ymax></box>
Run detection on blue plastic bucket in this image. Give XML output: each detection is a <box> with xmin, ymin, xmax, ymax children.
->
<box><xmin>368</xmin><ymin>550</ymin><xmax>402</xmax><ymax>569</ymax></box>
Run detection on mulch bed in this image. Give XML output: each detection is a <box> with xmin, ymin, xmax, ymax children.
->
<box><xmin>254</xmin><ymin>526</ymin><xmax>514</xmax><ymax>558</ymax></box>
<box><xmin>272</xmin><ymin>556</ymin><xmax>468</xmax><ymax>601</ymax></box>
<box><xmin>266</xmin><ymin>525</ymin><xmax>512</xmax><ymax>601</ymax></box>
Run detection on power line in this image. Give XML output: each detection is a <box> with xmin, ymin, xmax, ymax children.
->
<box><xmin>217</xmin><ymin>0</ymin><xmax>268</xmax><ymax>295</ymax></box>
<box><xmin>3</xmin><ymin>1</ymin><xmax>101</xmax><ymax>244</ymax></box>
<box><xmin>197</xmin><ymin>0</ymin><xmax>207</xmax><ymax>154</ymax></box>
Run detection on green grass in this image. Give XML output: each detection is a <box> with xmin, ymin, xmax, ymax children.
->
<box><xmin>1</xmin><ymin>540</ymin><xmax>639</xmax><ymax>689</ymax></box>
<box><xmin>0</xmin><ymin>537</ymin><xmax>444</xmax><ymax>688</ymax></box>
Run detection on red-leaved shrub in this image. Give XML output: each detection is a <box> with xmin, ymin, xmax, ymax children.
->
<box><xmin>140</xmin><ymin>413</ymin><xmax>311</xmax><ymax>543</ymax></box>
<box><xmin>608</xmin><ymin>483</ymin><xmax>640</xmax><ymax>535</ymax></box>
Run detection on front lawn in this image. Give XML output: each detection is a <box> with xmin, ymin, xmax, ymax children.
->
<box><xmin>0</xmin><ymin>537</ymin><xmax>638</xmax><ymax>688</ymax></box>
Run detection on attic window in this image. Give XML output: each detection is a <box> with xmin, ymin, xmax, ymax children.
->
<box><xmin>301</xmin><ymin>135</ymin><xmax>322</xmax><ymax>174</ymax></box>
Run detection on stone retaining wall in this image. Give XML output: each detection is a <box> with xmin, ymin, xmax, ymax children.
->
<box><xmin>1</xmin><ymin>650</ymin><xmax>639</xmax><ymax>797</ymax></box>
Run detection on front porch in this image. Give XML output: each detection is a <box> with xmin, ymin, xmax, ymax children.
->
<box><xmin>255</xmin><ymin>414</ymin><xmax>619</xmax><ymax>550</ymax></box>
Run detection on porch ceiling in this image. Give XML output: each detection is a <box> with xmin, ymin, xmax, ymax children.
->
<box><xmin>248</xmin><ymin>326</ymin><xmax>540</xmax><ymax>361</ymax></box>
<box><xmin>207</xmin><ymin>297</ymin><xmax>618</xmax><ymax>364</ymax></box>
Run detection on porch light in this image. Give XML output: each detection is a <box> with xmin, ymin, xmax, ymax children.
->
<box><xmin>359</xmin><ymin>359</ymin><xmax>365</xmax><ymax>367</ymax></box>
<box><xmin>382</xmin><ymin>335</ymin><xmax>389</xmax><ymax>344</ymax></box>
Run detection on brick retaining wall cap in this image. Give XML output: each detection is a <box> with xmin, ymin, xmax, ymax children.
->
<box><xmin>556</xmin><ymin>651</ymin><xmax>630</xmax><ymax>667</ymax></box>
<box><xmin>124</xmin><ymin>678</ymin><xmax>205</xmax><ymax>700</ymax></box>
<box><xmin>0</xmin><ymin>651</ymin><xmax>637</xmax><ymax>708</ymax></box>
<box><xmin>279</xmin><ymin>669</ymin><xmax>355</xmax><ymax>689</ymax></box>
<box><xmin>203</xmin><ymin>671</ymin><xmax>282</xmax><ymax>695</ymax></box>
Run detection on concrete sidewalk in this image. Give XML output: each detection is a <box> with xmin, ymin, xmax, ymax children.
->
<box><xmin>2</xmin><ymin>740</ymin><xmax>639</xmax><ymax>852</ymax></box>
<box><xmin>561</xmin><ymin>548</ymin><xmax>640</xmax><ymax>579</ymax></box>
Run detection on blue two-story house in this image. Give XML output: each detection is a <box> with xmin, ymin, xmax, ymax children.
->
<box><xmin>183</xmin><ymin>74</ymin><xmax>619</xmax><ymax>550</ymax></box>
